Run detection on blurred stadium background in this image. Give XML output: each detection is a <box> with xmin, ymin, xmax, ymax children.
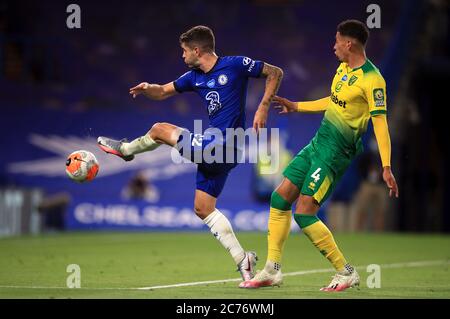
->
<box><xmin>0</xmin><ymin>0</ymin><xmax>449</xmax><ymax>299</ymax></box>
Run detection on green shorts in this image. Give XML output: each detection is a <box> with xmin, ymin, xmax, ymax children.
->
<box><xmin>283</xmin><ymin>141</ymin><xmax>351</xmax><ymax>205</ymax></box>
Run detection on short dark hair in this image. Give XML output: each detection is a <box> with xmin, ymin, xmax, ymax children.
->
<box><xmin>337</xmin><ymin>20</ymin><xmax>369</xmax><ymax>46</ymax></box>
<box><xmin>179</xmin><ymin>25</ymin><xmax>215</xmax><ymax>53</ymax></box>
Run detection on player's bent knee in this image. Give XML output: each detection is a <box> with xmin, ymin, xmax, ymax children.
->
<box><xmin>296</xmin><ymin>195</ymin><xmax>320</xmax><ymax>215</ymax></box>
<box><xmin>150</xmin><ymin>122</ymin><xmax>161</xmax><ymax>132</ymax></box>
<box><xmin>149</xmin><ymin>122</ymin><xmax>163</xmax><ymax>139</ymax></box>
<box><xmin>194</xmin><ymin>204</ymin><xmax>212</xmax><ymax>219</ymax></box>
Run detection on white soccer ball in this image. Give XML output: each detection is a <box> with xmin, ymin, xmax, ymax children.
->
<box><xmin>65</xmin><ymin>150</ymin><xmax>99</xmax><ymax>183</ymax></box>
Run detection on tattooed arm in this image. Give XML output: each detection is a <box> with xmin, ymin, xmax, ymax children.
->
<box><xmin>253</xmin><ymin>63</ymin><xmax>284</xmax><ymax>134</ymax></box>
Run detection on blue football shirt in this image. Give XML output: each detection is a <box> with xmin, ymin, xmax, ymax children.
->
<box><xmin>173</xmin><ymin>56</ymin><xmax>264</xmax><ymax>135</ymax></box>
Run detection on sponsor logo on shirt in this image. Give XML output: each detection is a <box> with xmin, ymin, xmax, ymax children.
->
<box><xmin>207</xmin><ymin>79</ymin><xmax>215</xmax><ymax>88</ymax></box>
<box><xmin>205</xmin><ymin>91</ymin><xmax>222</xmax><ymax>115</ymax></box>
<box><xmin>243</xmin><ymin>57</ymin><xmax>251</xmax><ymax>65</ymax></box>
<box><xmin>247</xmin><ymin>60</ymin><xmax>256</xmax><ymax>73</ymax></box>
<box><xmin>331</xmin><ymin>92</ymin><xmax>347</xmax><ymax>108</ymax></box>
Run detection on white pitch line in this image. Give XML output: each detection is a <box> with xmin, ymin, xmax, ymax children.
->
<box><xmin>137</xmin><ymin>259</ymin><xmax>450</xmax><ymax>290</ymax></box>
<box><xmin>282</xmin><ymin>259</ymin><xmax>450</xmax><ymax>278</ymax></box>
<box><xmin>0</xmin><ymin>260</ymin><xmax>448</xmax><ymax>291</ymax></box>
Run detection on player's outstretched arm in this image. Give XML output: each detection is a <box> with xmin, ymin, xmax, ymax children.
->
<box><xmin>273</xmin><ymin>96</ymin><xmax>329</xmax><ymax>114</ymax></box>
<box><xmin>253</xmin><ymin>63</ymin><xmax>284</xmax><ymax>133</ymax></box>
<box><xmin>372</xmin><ymin>115</ymin><xmax>399</xmax><ymax>198</ymax></box>
<box><xmin>129</xmin><ymin>82</ymin><xmax>177</xmax><ymax>101</ymax></box>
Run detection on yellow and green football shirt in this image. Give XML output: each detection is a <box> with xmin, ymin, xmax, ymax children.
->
<box><xmin>284</xmin><ymin>59</ymin><xmax>388</xmax><ymax>204</ymax></box>
<box><xmin>323</xmin><ymin>59</ymin><xmax>387</xmax><ymax>150</ymax></box>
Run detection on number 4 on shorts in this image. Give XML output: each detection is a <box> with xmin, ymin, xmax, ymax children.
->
<box><xmin>311</xmin><ymin>168</ymin><xmax>321</xmax><ymax>183</ymax></box>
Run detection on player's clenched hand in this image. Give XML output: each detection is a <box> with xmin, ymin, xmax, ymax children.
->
<box><xmin>273</xmin><ymin>96</ymin><xmax>297</xmax><ymax>114</ymax></box>
<box><xmin>383</xmin><ymin>167</ymin><xmax>399</xmax><ymax>198</ymax></box>
<box><xmin>253</xmin><ymin>109</ymin><xmax>268</xmax><ymax>135</ymax></box>
<box><xmin>129</xmin><ymin>82</ymin><xmax>150</xmax><ymax>98</ymax></box>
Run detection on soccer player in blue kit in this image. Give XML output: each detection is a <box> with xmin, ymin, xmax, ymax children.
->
<box><xmin>98</xmin><ymin>26</ymin><xmax>283</xmax><ymax>281</ymax></box>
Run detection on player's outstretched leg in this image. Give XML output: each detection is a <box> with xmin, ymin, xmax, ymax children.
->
<box><xmin>294</xmin><ymin>195</ymin><xmax>359</xmax><ymax>292</ymax></box>
<box><xmin>97</xmin><ymin>137</ymin><xmax>136</xmax><ymax>161</ymax></box>
<box><xmin>195</xmin><ymin>190</ymin><xmax>258</xmax><ymax>282</ymax></box>
<box><xmin>98</xmin><ymin>122</ymin><xmax>181</xmax><ymax>161</ymax></box>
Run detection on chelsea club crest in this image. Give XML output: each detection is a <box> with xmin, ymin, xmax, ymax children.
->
<box><xmin>218</xmin><ymin>74</ymin><xmax>228</xmax><ymax>85</ymax></box>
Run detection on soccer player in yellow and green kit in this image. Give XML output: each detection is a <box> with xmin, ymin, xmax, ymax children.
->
<box><xmin>240</xmin><ymin>20</ymin><xmax>399</xmax><ymax>291</ymax></box>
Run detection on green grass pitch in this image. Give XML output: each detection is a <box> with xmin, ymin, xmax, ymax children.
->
<box><xmin>0</xmin><ymin>232</ymin><xmax>449</xmax><ymax>299</ymax></box>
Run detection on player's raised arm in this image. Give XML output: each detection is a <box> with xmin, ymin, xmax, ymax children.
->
<box><xmin>129</xmin><ymin>82</ymin><xmax>177</xmax><ymax>100</ymax></box>
<box><xmin>273</xmin><ymin>96</ymin><xmax>329</xmax><ymax>114</ymax></box>
<box><xmin>253</xmin><ymin>63</ymin><xmax>284</xmax><ymax>134</ymax></box>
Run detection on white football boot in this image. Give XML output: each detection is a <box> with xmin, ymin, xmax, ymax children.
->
<box><xmin>97</xmin><ymin>136</ymin><xmax>135</xmax><ymax>162</ymax></box>
<box><xmin>320</xmin><ymin>269</ymin><xmax>360</xmax><ymax>292</ymax></box>
<box><xmin>237</xmin><ymin>251</ymin><xmax>258</xmax><ymax>282</ymax></box>
<box><xmin>239</xmin><ymin>261</ymin><xmax>283</xmax><ymax>288</ymax></box>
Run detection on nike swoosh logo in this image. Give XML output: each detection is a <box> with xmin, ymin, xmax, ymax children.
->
<box><xmin>245</xmin><ymin>256</ymin><xmax>251</xmax><ymax>271</ymax></box>
<box><xmin>195</xmin><ymin>82</ymin><xmax>204</xmax><ymax>86</ymax></box>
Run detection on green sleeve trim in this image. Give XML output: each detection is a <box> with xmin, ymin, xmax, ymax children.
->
<box><xmin>293</xmin><ymin>214</ymin><xmax>319</xmax><ymax>229</ymax></box>
<box><xmin>270</xmin><ymin>191</ymin><xmax>292</xmax><ymax>211</ymax></box>
<box><xmin>370</xmin><ymin>110</ymin><xmax>387</xmax><ymax>116</ymax></box>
